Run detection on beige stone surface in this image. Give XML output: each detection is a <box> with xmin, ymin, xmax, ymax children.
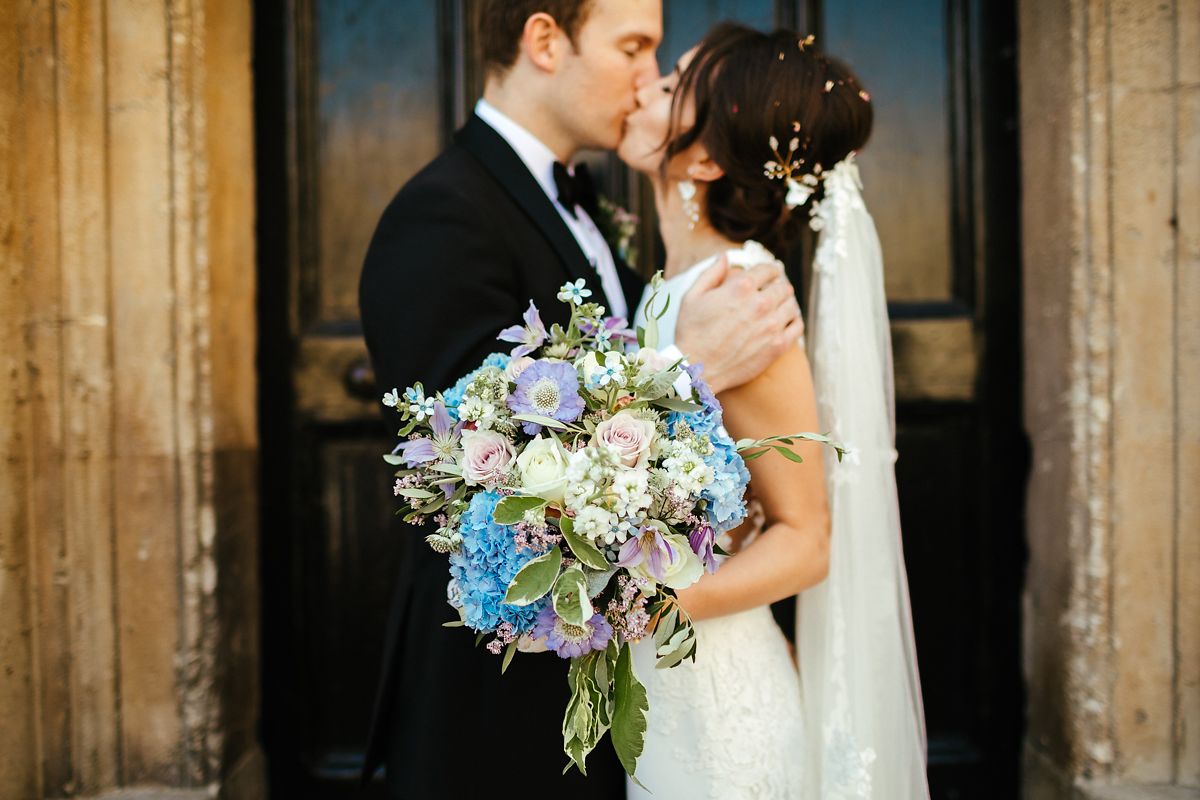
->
<box><xmin>1021</xmin><ymin>0</ymin><xmax>1198</xmax><ymax>793</ymax></box>
<box><xmin>1175</xmin><ymin>2</ymin><xmax>1200</xmax><ymax>789</ymax></box>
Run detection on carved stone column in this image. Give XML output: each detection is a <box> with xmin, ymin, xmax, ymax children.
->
<box><xmin>1019</xmin><ymin>0</ymin><xmax>1199</xmax><ymax>797</ymax></box>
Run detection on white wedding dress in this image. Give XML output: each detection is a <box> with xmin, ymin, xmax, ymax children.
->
<box><xmin>627</xmin><ymin>241</ymin><xmax>806</xmax><ymax>800</ymax></box>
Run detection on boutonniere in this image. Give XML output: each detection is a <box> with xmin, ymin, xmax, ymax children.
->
<box><xmin>594</xmin><ymin>195</ymin><xmax>640</xmax><ymax>267</ymax></box>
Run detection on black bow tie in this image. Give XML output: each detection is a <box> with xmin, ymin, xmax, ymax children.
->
<box><xmin>552</xmin><ymin>161</ymin><xmax>598</xmax><ymax>219</ymax></box>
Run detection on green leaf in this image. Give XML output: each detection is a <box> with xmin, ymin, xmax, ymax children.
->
<box><xmin>611</xmin><ymin>643</ymin><xmax>649</xmax><ymax>780</ymax></box>
<box><xmin>654</xmin><ymin>396</ymin><xmax>703</xmax><ymax>413</ymax></box>
<box><xmin>417</xmin><ymin>496</ymin><xmax>446</xmax><ymax>514</ymax></box>
<box><xmin>773</xmin><ymin>445</ymin><xmax>806</xmax><ymax>463</ymax></box>
<box><xmin>511</xmin><ymin>413</ymin><xmax>570</xmax><ymax>429</ymax></box>
<box><xmin>655</xmin><ymin>631</ymin><xmax>697</xmax><ymax>670</ymax></box>
<box><xmin>382</xmin><ymin>453</ymin><xmax>406</xmax><ymax>466</ymax></box>
<box><xmin>441</xmin><ymin>620</ymin><xmax>465</xmax><ymax>628</ymax></box>
<box><xmin>584</xmin><ymin>567</ymin><xmax>617</xmax><ymax>599</ymax></box>
<box><xmin>431</xmin><ymin>463</ymin><xmax>462</xmax><ymax>476</ymax></box>
<box><xmin>552</xmin><ymin>565</ymin><xmax>594</xmax><ymax>626</ymax></box>
<box><xmin>500</xmin><ymin>641</ymin><xmax>518</xmax><ymax>674</ymax></box>
<box><xmin>559</xmin><ymin>516</ymin><xmax>610</xmax><ymax>570</ymax></box>
<box><xmin>493</xmin><ymin>495</ymin><xmax>548</xmax><ymax>525</ymax></box>
<box><xmin>503</xmin><ymin>546</ymin><xmax>562</xmax><ymax>606</ymax></box>
<box><xmin>394</xmin><ymin>488</ymin><xmax>437</xmax><ymax>500</ymax></box>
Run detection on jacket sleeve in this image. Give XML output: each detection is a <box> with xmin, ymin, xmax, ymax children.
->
<box><xmin>359</xmin><ymin>179</ymin><xmax>524</xmax><ymax>403</ymax></box>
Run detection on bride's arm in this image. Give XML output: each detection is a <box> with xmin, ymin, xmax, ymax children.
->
<box><xmin>673</xmin><ymin>342</ymin><xmax>831</xmax><ymax>622</ymax></box>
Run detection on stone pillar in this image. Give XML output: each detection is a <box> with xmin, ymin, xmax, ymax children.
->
<box><xmin>1020</xmin><ymin>0</ymin><xmax>1199</xmax><ymax>798</ymax></box>
<box><xmin>0</xmin><ymin>1</ymin><xmax>262</xmax><ymax>797</ymax></box>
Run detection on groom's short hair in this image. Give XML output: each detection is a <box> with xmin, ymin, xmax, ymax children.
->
<box><xmin>477</xmin><ymin>0</ymin><xmax>595</xmax><ymax>78</ymax></box>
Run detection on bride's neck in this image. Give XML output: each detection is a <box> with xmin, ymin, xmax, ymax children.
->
<box><xmin>653</xmin><ymin>178</ymin><xmax>741</xmax><ymax>278</ymax></box>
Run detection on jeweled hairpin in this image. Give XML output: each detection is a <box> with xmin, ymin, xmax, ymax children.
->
<box><xmin>763</xmin><ymin>134</ymin><xmax>821</xmax><ymax>209</ymax></box>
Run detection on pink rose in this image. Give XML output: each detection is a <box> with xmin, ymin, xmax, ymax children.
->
<box><xmin>592</xmin><ymin>410</ymin><xmax>657</xmax><ymax>469</ymax></box>
<box><xmin>461</xmin><ymin>428</ymin><xmax>515</xmax><ymax>486</ymax></box>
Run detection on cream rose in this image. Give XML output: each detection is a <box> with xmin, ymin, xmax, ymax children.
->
<box><xmin>515</xmin><ymin>435</ymin><xmax>570</xmax><ymax>502</ymax></box>
<box><xmin>460</xmin><ymin>428</ymin><xmax>515</xmax><ymax>486</ymax></box>
<box><xmin>592</xmin><ymin>410</ymin><xmax>657</xmax><ymax>469</ymax></box>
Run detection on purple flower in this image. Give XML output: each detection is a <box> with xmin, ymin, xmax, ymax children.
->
<box><xmin>397</xmin><ymin>400</ymin><xmax>460</xmax><ymax>469</ymax></box>
<box><xmin>684</xmin><ymin>362</ymin><xmax>720</xmax><ymax>415</ymax></box>
<box><xmin>497</xmin><ymin>301</ymin><xmax>548</xmax><ymax>357</ymax></box>
<box><xmin>616</xmin><ymin>525</ymin><xmax>675</xmax><ymax>583</ymax></box>
<box><xmin>506</xmin><ymin>359</ymin><xmax>584</xmax><ymax>435</ymax></box>
<box><xmin>533</xmin><ymin>606</ymin><xmax>613</xmax><ymax>659</ymax></box>
<box><xmin>689</xmin><ymin>522</ymin><xmax>719</xmax><ymax>574</ymax></box>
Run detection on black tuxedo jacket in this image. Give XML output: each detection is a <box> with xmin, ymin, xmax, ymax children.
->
<box><xmin>358</xmin><ymin>114</ymin><xmax>644</xmax><ymax>798</ymax></box>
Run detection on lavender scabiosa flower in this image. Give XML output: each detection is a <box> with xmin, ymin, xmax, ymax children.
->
<box><xmin>507</xmin><ymin>359</ymin><xmax>584</xmax><ymax>435</ymax></box>
<box><xmin>496</xmin><ymin>300</ymin><xmax>548</xmax><ymax>357</ymax></box>
<box><xmin>533</xmin><ymin>606</ymin><xmax>613</xmax><ymax>659</ymax></box>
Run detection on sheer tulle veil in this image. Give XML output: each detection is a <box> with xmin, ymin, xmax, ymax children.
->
<box><xmin>796</xmin><ymin>153</ymin><xmax>930</xmax><ymax>799</ymax></box>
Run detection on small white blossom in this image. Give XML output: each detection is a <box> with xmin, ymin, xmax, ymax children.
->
<box><xmin>557</xmin><ymin>278</ymin><xmax>593</xmax><ymax>306</ymax></box>
<box><xmin>382</xmin><ymin>388</ymin><xmax>401</xmax><ymax>408</ymax></box>
<box><xmin>409</xmin><ymin>395</ymin><xmax>436</xmax><ymax>421</ymax></box>
<box><xmin>574</xmin><ymin>504</ymin><xmax>618</xmax><ymax>544</ymax></box>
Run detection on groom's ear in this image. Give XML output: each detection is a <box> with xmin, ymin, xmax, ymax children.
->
<box><xmin>521</xmin><ymin>12</ymin><xmax>568</xmax><ymax>73</ymax></box>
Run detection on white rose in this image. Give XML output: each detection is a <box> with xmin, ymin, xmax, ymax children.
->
<box><xmin>632</xmin><ymin>533</ymin><xmax>704</xmax><ymax>590</ymax></box>
<box><xmin>593</xmin><ymin>410</ymin><xmax>657</xmax><ymax>469</ymax></box>
<box><xmin>515</xmin><ymin>435</ymin><xmax>570</xmax><ymax>502</ymax></box>
<box><xmin>460</xmin><ymin>428</ymin><xmax>515</xmax><ymax>486</ymax></box>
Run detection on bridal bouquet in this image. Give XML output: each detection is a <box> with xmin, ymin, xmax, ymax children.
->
<box><xmin>382</xmin><ymin>277</ymin><xmax>835</xmax><ymax>778</ymax></box>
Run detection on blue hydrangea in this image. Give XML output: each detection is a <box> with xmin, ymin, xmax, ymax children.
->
<box><xmin>667</xmin><ymin>398</ymin><xmax>750</xmax><ymax>535</ymax></box>
<box><xmin>441</xmin><ymin>352</ymin><xmax>511</xmax><ymax>413</ymax></box>
<box><xmin>447</xmin><ymin>490</ymin><xmax>547</xmax><ymax>634</ymax></box>
<box><xmin>702</xmin><ymin>425</ymin><xmax>751</xmax><ymax>534</ymax></box>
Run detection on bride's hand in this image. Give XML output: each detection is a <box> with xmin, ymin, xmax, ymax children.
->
<box><xmin>675</xmin><ymin>256</ymin><xmax>804</xmax><ymax>394</ymax></box>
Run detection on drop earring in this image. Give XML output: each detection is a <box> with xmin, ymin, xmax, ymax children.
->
<box><xmin>678</xmin><ymin>178</ymin><xmax>700</xmax><ymax>231</ymax></box>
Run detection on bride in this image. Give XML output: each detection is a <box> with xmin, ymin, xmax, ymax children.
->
<box><xmin>618</xmin><ymin>23</ymin><xmax>929</xmax><ymax>799</ymax></box>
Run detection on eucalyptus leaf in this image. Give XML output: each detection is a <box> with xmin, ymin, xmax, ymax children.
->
<box><xmin>493</xmin><ymin>495</ymin><xmax>548</xmax><ymax>525</ymax></box>
<box><xmin>512</xmin><ymin>413</ymin><xmax>569</xmax><ymax>429</ymax></box>
<box><xmin>503</xmin><ymin>545</ymin><xmax>562</xmax><ymax>606</ymax></box>
<box><xmin>441</xmin><ymin>620</ymin><xmax>465</xmax><ymax>628</ymax></box>
<box><xmin>612</xmin><ymin>643</ymin><xmax>649</xmax><ymax>780</ymax></box>
<box><xmin>500</xmin><ymin>641</ymin><xmax>518</xmax><ymax>674</ymax></box>
<box><xmin>394</xmin><ymin>488</ymin><xmax>437</xmax><ymax>500</ymax></box>
<box><xmin>382</xmin><ymin>454</ymin><xmax>407</xmax><ymax>466</ymax></box>
<box><xmin>559</xmin><ymin>517</ymin><xmax>610</xmax><ymax>570</ymax></box>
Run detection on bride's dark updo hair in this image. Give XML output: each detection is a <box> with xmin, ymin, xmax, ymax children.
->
<box><xmin>665</xmin><ymin>23</ymin><xmax>873</xmax><ymax>253</ymax></box>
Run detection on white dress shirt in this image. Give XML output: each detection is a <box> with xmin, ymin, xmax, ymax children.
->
<box><xmin>474</xmin><ymin>99</ymin><xmax>628</xmax><ymax>319</ymax></box>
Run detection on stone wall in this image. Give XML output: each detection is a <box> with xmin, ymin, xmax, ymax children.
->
<box><xmin>1020</xmin><ymin>0</ymin><xmax>1199</xmax><ymax>797</ymax></box>
<box><xmin>0</xmin><ymin>1</ymin><xmax>262</xmax><ymax>797</ymax></box>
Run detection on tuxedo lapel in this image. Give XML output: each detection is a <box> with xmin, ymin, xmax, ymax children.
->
<box><xmin>456</xmin><ymin>115</ymin><xmax>595</xmax><ymax>288</ymax></box>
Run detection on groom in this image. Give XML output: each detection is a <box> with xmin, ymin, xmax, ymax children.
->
<box><xmin>358</xmin><ymin>1</ymin><xmax>803</xmax><ymax>796</ymax></box>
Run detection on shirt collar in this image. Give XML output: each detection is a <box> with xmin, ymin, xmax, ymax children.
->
<box><xmin>475</xmin><ymin>98</ymin><xmax>563</xmax><ymax>203</ymax></box>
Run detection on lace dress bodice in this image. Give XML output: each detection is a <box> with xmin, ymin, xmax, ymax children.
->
<box><xmin>626</xmin><ymin>241</ymin><xmax>806</xmax><ymax>799</ymax></box>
